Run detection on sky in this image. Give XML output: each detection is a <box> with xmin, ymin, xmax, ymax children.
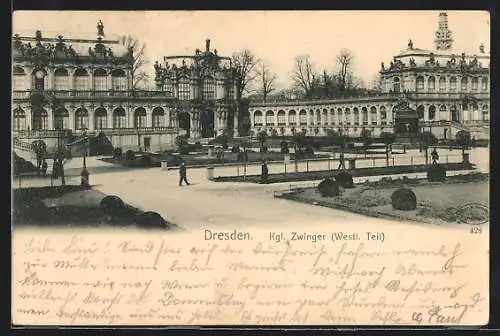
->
<box><xmin>13</xmin><ymin>11</ymin><xmax>490</xmax><ymax>90</ymax></box>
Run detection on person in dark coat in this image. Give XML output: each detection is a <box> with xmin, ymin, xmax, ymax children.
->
<box><xmin>179</xmin><ymin>162</ymin><xmax>190</xmax><ymax>186</ymax></box>
<box><xmin>261</xmin><ymin>161</ymin><xmax>269</xmax><ymax>184</ymax></box>
<box><xmin>41</xmin><ymin>159</ymin><xmax>48</xmax><ymax>177</ymax></box>
<box><xmin>337</xmin><ymin>152</ymin><xmax>346</xmax><ymax>170</ymax></box>
<box><xmin>431</xmin><ymin>147</ymin><xmax>439</xmax><ymax>164</ymax></box>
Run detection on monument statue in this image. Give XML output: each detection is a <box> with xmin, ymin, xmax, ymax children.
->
<box><xmin>97</xmin><ymin>20</ymin><xmax>105</xmax><ymax>37</ymax></box>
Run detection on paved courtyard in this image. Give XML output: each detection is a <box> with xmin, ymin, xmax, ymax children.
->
<box><xmin>86</xmin><ymin>148</ymin><xmax>488</xmax><ymax>232</ymax></box>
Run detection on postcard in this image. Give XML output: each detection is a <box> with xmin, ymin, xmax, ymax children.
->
<box><xmin>12</xmin><ymin>10</ymin><xmax>490</xmax><ymax>326</ymax></box>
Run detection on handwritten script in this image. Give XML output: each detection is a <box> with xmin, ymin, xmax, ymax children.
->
<box><xmin>12</xmin><ymin>230</ymin><xmax>488</xmax><ymax>326</ymax></box>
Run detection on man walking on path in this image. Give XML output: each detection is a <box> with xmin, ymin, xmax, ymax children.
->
<box><xmin>337</xmin><ymin>152</ymin><xmax>346</xmax><ymax>170</ymax></box>
<box><xmin>260</xmin><ymin>161</ymin><xmax>269</xmax><ymax>184</ymax></box>
<box><xmin>179</xmin><ymin>162</ymin><xmax>190</xmax><ymax>186</ymax></box>
<box><xmin>431</xmin><ymin>147</ymin><xmax>439</xmax><ymax>164</ymax></box>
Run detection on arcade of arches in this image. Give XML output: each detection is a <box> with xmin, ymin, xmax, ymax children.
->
<box><xmin>249</xmin><ymin>102</ymin><xmax>489</xmax><ymax>137</ymax></box>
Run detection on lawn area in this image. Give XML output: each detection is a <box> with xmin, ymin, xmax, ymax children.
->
<box><xmin>278</xmin><ymin>174</ymin><xmax>489</xmax><ymax>226</ymax></box>
<box><xmin>13</xmin><ymin>185</ymin><xmax>177</xmax><ymax>230</ymax></box>
<box><xmin>213</xmin><ymin>162</ymin><xmax>474</xmax><ymax>184</ymax></box>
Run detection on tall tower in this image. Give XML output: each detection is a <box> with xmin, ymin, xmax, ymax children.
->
<box><xmin>435</xmin><ymin>12</ymin><xmax>453</xmax><ymax>50</ymax></box>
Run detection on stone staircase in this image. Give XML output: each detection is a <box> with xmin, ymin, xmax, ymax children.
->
<box><xmin>13</xmin><ymin>138</ymin><xmax>36</xmax><ymax>161</ymax></box>
<box><xmin>65</xmin><ymin>135</ymin><xmax>91</xmax><ymax>157</ymax></box>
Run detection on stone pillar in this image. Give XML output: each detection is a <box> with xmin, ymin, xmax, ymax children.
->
<box><xmin>358</xmin><ymin>110</ymin><xmax>363</xmax><ymax>125</ymax></box>
<box><xmin>146</xmin><ymin>108</ymin><xmax>153</xmax><ymax>127</ymax></box>
<box><xmin>88</xmin><ymin>109</ymin><xmax>95</xmax><ymax>131</ymax></box>
<box><xmin>233</xmin><ymin>106</ymin><xmax>239</xmax><ymax>137</ymax></box>
<box><xmin>69</xmin><ymin>72</ymin><xmax>74</xmax><ymax>91</ymax></box>
<box><xmin>69</xmin><ymin>108</ymin><xmax>75</xmax><ymax>130</ymax></box>
<box><xmin>47</xmin><ymin>70</ymin><xmax>54</xmax><ymax>90</ymax></box>
<box><xmin>25</xmin><ymin>108</ymin><xmax>32</xmax><ymax>130</ymax></box>
<box><xmin>107</xmin><ymin>111</ymin><xmax>113</xmax><ymax>129</ymax></box>
<box><xmin>89</xmin><ymin>72</ymin><xmax>94</xmax><ymax>91</ymax></box>
<box><xmin>165</xmin><ymin>107</ymin><xmax>171</xmax><ymax>127</ymax></box>
<box><xmin>190</xmin><ymin>80</ymin><xmax>196</xmax><ymax>100</ymax></box>
<box><xmin>47</xmin><ymin>107</ymin><xmax>54</xmax><ymax>130</ymax></box>
<box><xmin>107</xmin><ymin>75</ymin><xmax>112</xmax><ymax>91</ymax></box>
<box><xmin>190</xmin><ymin>110</ymin><xmax>202</xmax><ymax>139</ymax></box>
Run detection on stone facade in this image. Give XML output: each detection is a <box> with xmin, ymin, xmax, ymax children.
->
<box><xmin>248</xmin><ymin>12</ymin><xmax>490</xmax><ymax>141</ymax></box>
<box><xmin>12</xmin><ymin>23</ymin><xmax>238</xmax><ymax>154</ymax></box>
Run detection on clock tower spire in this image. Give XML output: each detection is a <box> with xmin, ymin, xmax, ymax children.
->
<box><xmin>435</xmin><ymin>12</ymin><xmax>453</xmax><ymax>50</ymax></box>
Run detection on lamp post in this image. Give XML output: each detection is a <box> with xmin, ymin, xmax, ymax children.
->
<box><xmin>80</xmin><ymin>137</ymin><xmax>90</xmax><ymax>188</ymax></box>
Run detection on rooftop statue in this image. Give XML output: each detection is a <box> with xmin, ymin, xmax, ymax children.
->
<box><xmin>97</xmin><ymin>20</ymin><xmax>105</xmax><ymax>37</ymax></box>
<box><xmin>479</xmin><ymin>43</ymin><xmax>485</xmax><ymax>53</ymax></box>
<box><xmin>408</xmin><ymin>39</ymin><xmax>414</xmax><ymax>50</ymax></box>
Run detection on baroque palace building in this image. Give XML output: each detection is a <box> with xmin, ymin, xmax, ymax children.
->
<box><xmin>248</xmin><ymin>12</ymin><xmax>490</xmax><ymax>141</ymax></box>
<box><xmin>12</xmin><ymin>21</ymin><xmax>238</xmax><ymax>155</ymax></box>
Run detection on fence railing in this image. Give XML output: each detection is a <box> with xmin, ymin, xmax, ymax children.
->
<box><xmin>212</xmin><ymin>153</ymin><xmax>464</xmax><ymax>178</ymax></box>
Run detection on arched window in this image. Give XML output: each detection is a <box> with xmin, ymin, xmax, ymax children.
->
<box><xmin>439</xmin><ymin>77</ymin><xmax>446</xmax><ymax>92</ymax></box>
<box><xmin>322</xmin><ymin>109</ymin><xmax>328</xmax><ymax>125</ymax></box>
<box><xmin>74</xmin><ymin>68</ymin><xmax>89</xmax><ymax>91</ymax></box>
<box><xmin>380</xmin><ymin>106</ymin><xmax>387</xmax><ymax>125</ymax></box>
<box><xmin>178</xmin><ymin>78</ymin><xmax>190</xmax><ymax>100</ymax></box>
<box><xmin>13</xmin><ymin>108</ymin><xmax>26</xmax><ymax>131</ymax></box>
<box><xmin>428</xmin><ymin>105</ymin><xmax>436</xmax><ymax>120</ymax></box>
<box><xmin>416</xmin><ymin>76</ymin><xmax>424</xmax><ymax>91</ymax></box>
<box><xmin>440</xmin><ymin>105</ymin><xmax>448</xmax><ymax>121</ymax></box>
<box><xmin>361</xmin><ymin>107</ymin><xmax>368</xmax><ymax>125</ymax></box>
<box><xmin>330</xmin><ymin>109</ymin><xmax>335</xmax><ymax>125</ymax></box>
<box><xmin>227</xmin><ymin>82</ymin><xmax>235</xmax><ymax>100</ymax></box>
<box><xmin>163</xmin><ymin>79</ymin><xmax>173</xmax><ymax>93</ymax></box>
<box><xmin>461</xmin><ymin>77</ymin><xmax>468</xmax><ymax>91</ymax></box>
<box><xmin>54</xmin><ymin>108</ymin><xmax>69</xmax><ymax>129</ymax></box>
<box><xmin>13</xmin><ymin>66</ymin><xmax>26</xmax><ymax>91</ymax></box>
<box><xmin>449</xmin><ymin>77</ymin><xmax>457</xmax><ymax>91</ymax></box>
<box><xmin>111</xmin><ymin>69</ymin><xmax>127</xmax><ymax>91</ymax></box>
<box><xmin>299</xmin><ymin>110</ymin><xmax>307</xmax><ymax>125</ymax></box>
<box><xmin>471</xmin><ymin>77</ymin><xmax>478</xmax><ymax>91</ymax></box>
<box><xmin>33</xmin><ymin>69</ymin><xmax>46</xmax><ymax>91</ymax></box>
<box><xmin>370</xmin><ymin>106</ymin><xmax>377</xmax><ymax>125</ymax></box>
<box><xmin>393</xmin><ymin>77</ymin><xmax>401</xmax><ymax>93</ymax></box>
<box><xmin>113</xmin><ymin>108</ymin><xmax>126</xmax><ymax>128</ymax></box>
<box><xmin>416</xmin><ymin>105</ymin><xmax>425</xmax><ymax>119</ymax></box>
<box><xmin>345</xmin><ymin>108</ymin><xmax>351</xmax><ymax>125</ymax></box>
<box><xmin>54</xmin><ymin>68</ymin><xmax>69</xmax><ymax>91</ymax></box>
<box><xmin>152</xmin><ymin>107</ymin><xmax>165</xmax><ymax>127</ymax></box>
<box><xmin>450</xmin><ymin>105</ymin><xmax>459</xmax><ymax>122</ymax></box>
<box><xmin>315</xmin><ymin>110</ymin><xmax>321</xmax><ymax>124</ymax></box>
<box><xmin>254</xmin><ymin>111</ymin><xmax>263</xmax><ymax>126</ymax></box>
<box><xmin>337</xmin><ymin>108</ymin><xmax>343</xmax><ymax>124</ymax></box>
<box><xmin>288</xmin><ymin>110</ymin><xmax>297</xmax><ymax>125</ymax></box>
<box><xmin>94</xmin><ymin>108</ymin><xmax>107</xmax><ymax>129</ymax></box>
<box><xmin>32</xmin><ymin>108</ymin><xmax>48</xmax><ymax>130</ymax></box>
<box><xmin>481</xmin><ymin>77</ymin><xmax>488</xmax><ymax>91</ymax></box>
<box><xmin>94</xmin><ymin>69</ymin><xmax>108</xmax><ymax>91</ymax></box>
<box><xmin>353</xmin><ymin>108</ymin><xmax>359</xmax><ymax>125</ymax></box>
<box><xmin>203</xmin><ymin>77</ymin><xmax>216</xmax><ymax>100</ymax></box>
<box><xmin>277</xmin><ymin>110</ymin><xmax>286</xmax><ymax>125</ymax></box>
<box><xmin>134</xmin><ymin>108</ymin><xmax>147</xmax><ymax>128</ymax></box>
<box><xmin>265</xmin><ymin>111</ymin><xmax>275</xmax><ymax>126</ymax></box>
<box><xmin>482</xmin><ymin>105</ymin><xmax>489</xmax><ymax>121</ymax></box>
<box><xmin>75</xmin><ymin>108</ymin><xmax>89</xmax><ymax>130</ymax></box>
<box><xmin>428</xmin><ymin>76</ymin><xmax>436</xmax><ymax>91</ymax></box>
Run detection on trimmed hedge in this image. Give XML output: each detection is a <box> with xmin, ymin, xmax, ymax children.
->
<box><xmin>391</xmin><ymin>188</ymin><xmax>417</xmax><ymax>211</ymax></box>
<box><xmin>318</xmin><ymin>178</ymin><xmax>340</xmax><ymax>197</ymax></box>
<box><xmin>335</xmin><ymin>172</ymin><xmax>354</xmax><ymax>188</ymax></box>
<box><xmin>135</xmin><ymin>211</ymin><xmax>169</xmax><ymax>229</ymax></box>
<box><xmin>427</xmin><ymin>164</ymin><xmax>446</xmax><ymax>182</ymax></box>
<box><xmin>125</xmin><ymin>150</ymin><xmax>135</xmax><ymax>161</ymax></box>
<box><xmin>100</xmin><ymin>195</ymin><xmax>125</xmax><ymax>213</ymax></box>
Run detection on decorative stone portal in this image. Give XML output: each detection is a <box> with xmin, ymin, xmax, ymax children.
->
<box><xmin>201</xmin><ymin>109</ymin><xmax>215</xmax><ymax>138</ymax></box>
<box><xmin>178</xmin><ymin>111</ymin><xmax>191</xmax><ymax>138</ymax></box>
<box><xmin>393</xmin><ymin>100</ymin><xmax>420</xmax><ymax>136</ymax></box>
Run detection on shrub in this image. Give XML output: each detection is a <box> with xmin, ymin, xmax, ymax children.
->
<box><xmin>317</xmin><ymin>178</ymin><xmax>340</xmax><ymax>197</ymax></box>
<box><xmin>113</xmin><ymin>147</ymin><xmax>123</xmax><ymax>159</ymax></box>
<box><xmin>231</xmin><ymin>145</ymin><xmax>240</xmax><ymax>153</ymax></box>
<box><xmin>427</xmin><ymin>165</ymin><xmax>446</xmax><ymax>182</ymax></box>
<box><xmin>335</xmin><ymin>172</ymin><xmax>354</xmax><ymax>188</ymax></box>
<box><xmin>135</xmin><ymin>211</ymin><xmax>169</xmax><ymax>229</ymax></box>
<box><xmin>305</xmin><ymin>146</ymin><xmax>314</xmax><ymax>155</ymax></box>
<box><xmin>391</xmin><ymin>188</ymin><xmax>417</xmax><ymax>211</ymax></box>
<box><xmin>100</xmin><ymin>195</ymin><xmax>124</xmax><ymax>213</ymax></box>
<box><xmin>125</xmin><ymin>150</ymin><xmax>135</xmax><ymax>161</ymax></box>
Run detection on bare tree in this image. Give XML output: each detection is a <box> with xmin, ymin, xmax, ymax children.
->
<box><xmin>232</xmin><ymin>49</ymin><xmax>259</xmax><ymax>100</ymax></box>
<box><xmin>120</xmin><ymin>35</ymin><xmax>149</xmax><ymax>90</ymax></box>
<box><xmin>291</xmin><ymin>55</ymin><xmax>317</xmax><ymax>99</ymax></box>
<box><xmin>336</xmin><ymin>49</ymin><xmax>354</xmax><ymax>97</ymax></box>
<box><xmin>257</xmin><ymin>61</ymin><xmax>277</xmax><ymax>101</ymax></box>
